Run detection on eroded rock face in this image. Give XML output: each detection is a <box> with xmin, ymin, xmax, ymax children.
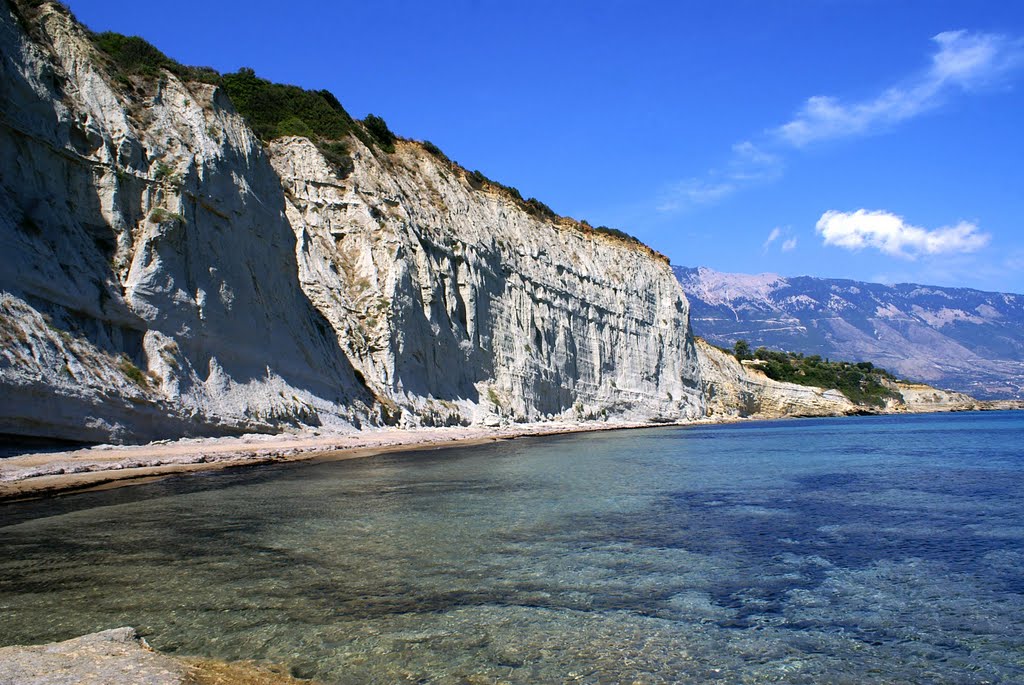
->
<box><xmin>0</xmin><ymin>2</ymin><xmax>704</xmax><ymax>442</ymax></box>
<box><xmin>0</xmin><ymin>3</ymin><xmax>376</xmax><ymax>441</ymax></box>
<box><xmin>695</xmin><ymin>339</ymin><xmax>979</xmax><ymax>419</ymax></box>
<box><xmin>271</xmin><ymin>137</ymin><xmax>703</xmax><ymax>426</ymax></box>
<box><xmin>696</xmin><ymin>340</ymin><xmax>857</xmax><ymax>419</ymax></box>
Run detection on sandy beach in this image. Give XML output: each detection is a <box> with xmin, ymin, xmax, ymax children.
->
<box><xmin>0</xmin><ymin>420</ymin><xmax>693</xmax><ymax>502</ymax></box>
<box><xmin>4</xmin><ymin>400</ymin><xmax>1019</xmax><ymax>502</ymax></box>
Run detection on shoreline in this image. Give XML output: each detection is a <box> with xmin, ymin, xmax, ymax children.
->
<box><xmin>2</xmin><ymin>404</ymin><xmax>1020</xmax><ymax>503</ymax></box>
<box><xmin>0</xmin><ymin>419</ymin><xmax>709</xmax><ymax>502</ymax></box>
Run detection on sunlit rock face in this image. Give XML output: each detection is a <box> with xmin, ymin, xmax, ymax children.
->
<box><xmin>695</xmin><ymin>340</ymin><xmax>857</xmax><ymax>419</ymax></box>
<box><xmin>269</xmin><ymin>136</ymin><xmax>704</xmax><ymax>428</ymax></box>
<box><xmin>694</xmin><ymin>339</ymin><xmax>979</xmax><ymax>420</ymax></box>
<box><xmin>0</xmin><ymin>3</ymin><xmax>704</xmax><ymax>442</ymax></box>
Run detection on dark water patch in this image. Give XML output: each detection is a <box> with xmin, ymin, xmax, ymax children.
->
<box><xmin>0</xmin><ymin>433</ymin><xmax>96</xmax><ymax>458</ymax></box>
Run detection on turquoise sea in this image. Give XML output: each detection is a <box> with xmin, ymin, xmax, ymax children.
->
<box><xmin>1</xmin><ymin>411</ymin><xmax>1022</xmax><ymax>683</ymax></box>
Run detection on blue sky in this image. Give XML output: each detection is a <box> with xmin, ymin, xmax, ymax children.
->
<box><xmin>64</xmin><ymin>0</ymin><xmax>1024</xmax><ymax>293</ymax></box>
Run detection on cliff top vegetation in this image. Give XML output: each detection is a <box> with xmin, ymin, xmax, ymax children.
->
<box><xmin>730</xmin><ymin>340</ymin><xmax>901</xmax><ymax>407</ymax></box>
<box><xmin>11</xmin><ymin>0</ymin><xmax>666</xmax><ymax>262</ymax></box>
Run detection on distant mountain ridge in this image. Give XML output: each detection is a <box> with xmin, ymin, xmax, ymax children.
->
<box><xmin>674</xmin><ymin>266</ymin><xmax>1024</xmax><ymax>399</ymax></box>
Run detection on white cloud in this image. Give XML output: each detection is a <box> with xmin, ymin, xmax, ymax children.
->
<box><xmin>732</xmin><ymin>140</ymin><xmax>779</xmax><ymax>168</ymax></box>
<box><xmin>776</xmin><ymin>31</ymin><xmax>1024</xmax><ymax>147</ymax></box>
<box><xmin>931</xmin><ymin>30</ymin><xmax>1013</xmax><ymax>84</ymax></box>
<box><xmin>781</xmin><ymin>237</ymin><xmax>798</xmax><ymax>252</ymax></box>
<box><xmin>816</xmin><ymin>209</ymin><xmax>990</xmax><ymax>259</ymax></box>
<box><xmin>763</xmin><ymin>227</ymin><xmax>782</xmax><ymax>249</ymax></box>
<box><xmin>727</xmin><ymin>141</ymin><xmax>784</xmax><ymax>182</ymax></box>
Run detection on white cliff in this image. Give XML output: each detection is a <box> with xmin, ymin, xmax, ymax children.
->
<box><xmin>270</xmin><ymin>136</ymin><xmax>702</xmax><ymax>426</ymax></box>
<box><xmin>884</xmin><ymin>381</ymin><xmax>979</xmax><ymax>413</ymax></box>
<box><xmin>1</xmin><ymin>2</ymin><xmax>380</xmax><ymax>441</ymax></box>
<box><xmin>0</xmin><ymin>1</ymin><xmax>704</xmax><ymax>442</ymax></box>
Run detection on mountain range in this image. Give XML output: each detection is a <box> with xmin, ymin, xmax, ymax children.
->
<box><xmin>675</xmin><ymin>266</ymin><xmax>1024</xmax><ymax>399</ymax></box>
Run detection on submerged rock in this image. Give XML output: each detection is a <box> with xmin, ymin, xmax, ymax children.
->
<box><xmin>0</xmin><ymin>628</ymin><xmax>319</xmax><ymax>685</ymax></box>
<box><xmin>0</xmin><ymin>628</ymin><xmax>188</xmax><ymax>685</ymax></box>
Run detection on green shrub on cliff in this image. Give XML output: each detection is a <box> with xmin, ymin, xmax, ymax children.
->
<box><xmin>275</xmin><ymin>116</ymin><xmax>316</xmax><ymax>139</ymax></box>
<box><xmin>117</xmin><ymin>356</ymin><xmax>149</xmax><ymax>388</ymax></box>
<box><xmin>219</xmin><ymin>67</ymin><xmax>376</xmax><ymax>174</ymax></box>
<box><xmin>733</xmin><ymin>339</ymin><xmax>751</xmax><ymax>360</ymax></box>
<box><xmin>524</xmin><ymin>197</ymin><xmax>556</xmax><ymax>219</ymax></box>
<box><xmin>362</xmin><ymin>114</ymin><xmax>396</xmax><ymax>153</ymax></box>
<box><xmin>594</xmin><ymin>225</ymin><xmax>643</xmax><ymax>245</ymax></box>
<box><xmin>733</xmin><ymin>343</ymin><xmax>899</xmax><ymax>407</ymax></box>
<box><xmin>421</xmin><ymin>140</ymin><xmax>449</xmax><ymax>163</ymax></box>
<box><xmin>220</xmin><ymin>68</ymin><xmax>354</xmax><ymax>142</ymax></box>
<box><xmin>90</xmin><ymin>31</ymin><xmax>220</xmax><ymax>84</ymax></box>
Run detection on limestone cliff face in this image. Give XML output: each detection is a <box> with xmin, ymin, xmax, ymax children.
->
<box><xmin>270</xmin><ymin>137</ymin><xmax>702</xmax><ymax>426</ymax></box>
<box><xmin>0</xmin><ymin>2</ymin><xmax>704</xmax><ymax>442</ymax></box>
<box><xmin>695</xmin><ymin>339</ymin><xmax>979</xmax><ymax>419</ymax></box>
<box><xmin>0</xmin><ymin>2</ymin><xmax>376</xmax><ymax>441</ymax></box>
<box><xmin>696</xmin><ymin>340</ymin><xmax>857</xmax><ymax>418</ymax></box>
<box><xmin>883</xmin><ymin>382</ymin><xmax>980</xmax><ymax>413</ymax></box>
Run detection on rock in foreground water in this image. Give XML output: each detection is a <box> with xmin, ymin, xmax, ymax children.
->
<box><xmin>0</xmin><ymin>628</ymin><xmax>317</xmax><ymax>685</ymax></box>
<box><xmin>0</xmin><ymin>628</ymin><xmax>188</xmax><ymax>685</ymax></box>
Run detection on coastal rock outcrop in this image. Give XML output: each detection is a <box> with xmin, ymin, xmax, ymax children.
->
<box><xmin>696</xmin><ymin>339</ymin><xmax>857</xmax><ymax>418</ymax></box>
<box><xmin>0</xmin><ymin>1</ymin><xmax>703</xmax><ymax>443</ymax></box>
<box><xmin>0</xmin><ymin>627</ymin><xmax>317</xmax><ymax>684</ymax></box>
<box><xmin>695</xmin><ymin>339</ymin><xmax>980</xmax><ymax>419</ymax></box>
<box><xmin>885</xmin><ymin>381</ymin><xmax>979</xmax><ymax>413</ymax></box>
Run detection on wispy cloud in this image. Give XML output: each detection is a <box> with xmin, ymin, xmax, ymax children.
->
<box><xmin>657</xmin><ymin>140</ymin><xmax>782</xmax><ymax>211</ymax></box>
<box><xmin>658</xmin><ymin>30</ymin><xmax>1024</xmax><ymax>212</ymax></box>
<box><xmin>816</xmin><ymin>209</ymin><xmax>990</xmax><ymax>259</ymax></box>
<box><xmin>657</xmin><ymin>179</ymin><xmax>735</xmax><ymax>212</ymax></box>
<box><xmin>731</xmin><ymin>141</ymin><xmax>781</xmax><ymax>175</ymax></box>
<box><xmin>775</xmin><ymin>31</ymin><xmax>1024</xmax><ymax>146</ymax></box>
<box><xmin>763</xmin><ymin>225</ymin><xmax>798</xmax><ymax>252</ymax></box>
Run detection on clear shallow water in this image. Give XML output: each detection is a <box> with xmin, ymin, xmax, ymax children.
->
<box><xmin>1</xmin><ymin>412</ymin><xmax>1023</xmax><ymax>684</ymax></box>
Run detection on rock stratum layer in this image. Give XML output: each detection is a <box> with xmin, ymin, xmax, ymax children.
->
<box><xmin>0</xmin><ymin>1</ymin><xmax>704</xmax><ymax>443</ymax></box>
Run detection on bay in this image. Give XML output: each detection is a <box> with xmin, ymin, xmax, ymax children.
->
<box><xmin>1</xmin><ymin>411</ymin><xmax>1022</xmax><ymax>683</ymax></box>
